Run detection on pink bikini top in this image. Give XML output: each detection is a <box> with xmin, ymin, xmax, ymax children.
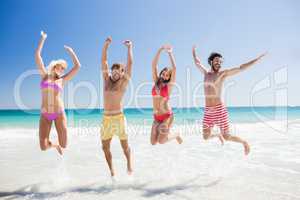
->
<box><xmin>40</xmin><ymin>80</ymin><xmax>62</xmax><ymax>92</ymax></box>
<box><xmin>152</xmin><ymin>84</ymin><xmax>169</xmax><ymax>100</ymax></box>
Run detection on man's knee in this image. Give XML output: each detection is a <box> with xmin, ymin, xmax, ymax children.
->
<box><xmin>122</xmin><ymin>145</ymin><xmax>130</xmax><ymax>154</ymax></box>
<box><xmin>222</xmin><ymin>133</ymin><xmax>231</xmax><ymax>140</ymax></box>
<box><xmin>120</xmin><ymin>141</ymin><xmax>130</xmax><ymax>153</ymax></box>
<box><xmin>202</xmin><ymin>127</ymin><xmax>211</xmax><ymax>140</ymax></box>
<box><xmin>202</xmin><ymin>133</ymin><xmax>210</xmax><ymax>140</ymax></box>
<box><xmin>202</xmin><ymin>129</ymin><xmax>210</xmax><ymax>140</ymax></box>
<box><xmin>102</xmin><ymin>144</ymin><xmax>111</xmax><ymax>153</ymax></box>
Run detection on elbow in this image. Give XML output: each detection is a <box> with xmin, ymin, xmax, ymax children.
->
<box><xmin>239</xmin><ymin>65</ymin><xmax>247</xmax><ymax>71</ymax></box>
<box><xmin>75</xmin><ymin>64</ymin><xmax>81</xmax><ymax>69</ymax></box>
<box><xmin>152</xmin><ymin>63</ymin><xmax>156</xmax><ymax>69</ymax></box>
<box><xmin>128</xmin><ymin>60</ymin><xmax>133</xmax><ymax>66</ymax></box>
<box><xmin>34</xmin><ymin>51</ymin><xmax>40</xmax><ymax>58</ymax></box>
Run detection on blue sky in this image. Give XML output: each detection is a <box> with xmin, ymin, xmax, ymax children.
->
<box><xmin>0</xmin><ymin>0</ymin><xmax>299</xmax><ymax>109</ymax></box>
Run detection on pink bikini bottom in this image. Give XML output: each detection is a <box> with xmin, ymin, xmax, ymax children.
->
<box><xmin>41</xmin><ymin>110</ymin><xmax>64</xmax><ymax>121</ymax></box>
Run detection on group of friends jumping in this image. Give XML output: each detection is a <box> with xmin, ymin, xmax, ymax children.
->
<box><xmin>35</xmin><ymin>31</ymin><xmax>267</xmax><ymax>177</ymax></box>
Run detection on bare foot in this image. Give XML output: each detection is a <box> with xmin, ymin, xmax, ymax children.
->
<box><xmin>110</xmin><ymin>170</ymin><xmax>115</xmax><ymax>177</ymax></box>
<box><xmin>218</xmin><ymin>135</ymin><xmax>224</xmax><ymax>145</ymax></box>
<box><xmin>55</xmin><ymin>145</ymin><xmax>63</xmax><ymax>155</ymax></box>
<box><xmin>127</xmin><ymin>161</ymin><xmax>133</xmax><ymax>175</ymax></box>
<box><xmin>243</xmin><ymin>142</ymin><xmax>250</xmax><ymax>155</ymax></box>
<box><xmin>111</xmin><ymin>176</ymin><xmax>117</xmax><ymax>185</ymax></box>
<box><xmin>176</xmin><ymin>136</ymin><xmax>183</xmax><ymax>144</ymax></box>
<box><xmin>127</xmin><ymin>169</ymin><xmax>133</xmax><ymax>175</ymax></box>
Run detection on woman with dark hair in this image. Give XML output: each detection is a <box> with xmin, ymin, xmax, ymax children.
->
<box><xmin>151</xmin><ymin>45</ymin><xmax>183</xmax><ymax>145</ymax></box>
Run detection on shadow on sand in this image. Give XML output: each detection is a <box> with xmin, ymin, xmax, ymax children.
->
<box><xmin>0</xmin><ymin>175</ymin><xmax>222</xmax><ymax>200</ymax></box>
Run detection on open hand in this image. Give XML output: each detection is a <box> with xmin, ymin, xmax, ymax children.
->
<box><xmin>192</xmin><ymin>45</ymin><xmax>197</xmax><ymax>53</ymax></box>
<box><xmin>123</xmin><ymin>40</ymin><xmax>132</xmax><ymax>48</ymax></box>
<box><xmin>64</xmin><ymin>45</ymin><xmax>74</xmax><ymax>53</ymax></box>
<box><xmin>258</xmin><ymin>52</ymin><xmax>268</xmax><ymax>60</ymax></box>
<box><xmin>162</xmin><ymin>44</ymin><xmax>173</xmax><ymax>53</ymax></box>
<box><xmin>105</xmin><ymin>36</ymin><xmax>112</xmax><ymax>45</ymax></box>
<box><xmin>41</xmin><ymin>31</ymin><xmax>47</xmax><ymax>39</ymax></box>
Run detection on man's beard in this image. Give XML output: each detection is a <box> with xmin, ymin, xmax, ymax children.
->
<box><xmin>212</xmin><ymin>65</ymin><xmax>220</xmax><ymax>72</ymax></box>
<box><xmin>110</xmin><ymin>75</ymin><xmax>120</xmax><ymax>83</ymax></box>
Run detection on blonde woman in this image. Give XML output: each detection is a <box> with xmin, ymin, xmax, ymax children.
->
<box><xmin>35</xmin><ymin>31</ymin><xmax>81</xmax><ymax>155</ymax></box>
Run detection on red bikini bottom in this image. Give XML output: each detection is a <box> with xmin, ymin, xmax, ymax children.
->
<box><xmin>153</xmin><ymin>111</ymin><xmax>173</xmax><ymax>123</ymax></box>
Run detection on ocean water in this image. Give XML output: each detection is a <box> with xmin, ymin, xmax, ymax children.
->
<box><xmin>0</xmin><ymin>107</ymin><xmax>300</xmax><ymax>200</ymax></box>
<box><xmin>0</xmin><ymin>106</ymin><xmax>299</xmax><ymax>128</ymax></box>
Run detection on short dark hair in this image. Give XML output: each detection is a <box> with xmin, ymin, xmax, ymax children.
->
<box><xmin>208</xmin><ymin>52</ymin><xmax>222</xmax><ymax>66</ymax></box>
<box><xmin>111</xmin><ymin>63</ymin><xmax>123</xmax><ymax>70</ymax></box>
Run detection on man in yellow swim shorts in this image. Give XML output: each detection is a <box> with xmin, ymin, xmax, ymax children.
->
<box><xmin>100</xmin><ymin>36</ymin><xmax>133</xmax><ymax>177</ymax></box>
<box><xmin>101</xmin><ymin>113</ymin><xmax>127</xmax><ymax>141</ymax></box>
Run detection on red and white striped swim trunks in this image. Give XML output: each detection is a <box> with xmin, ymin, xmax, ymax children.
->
<box><xmin>203</xmin><ymin>103</ymin><xmax>229</xmax><ymax>132</ymax></box>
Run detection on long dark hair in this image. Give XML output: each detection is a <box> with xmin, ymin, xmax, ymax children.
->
<box><xmin>155</xmin><ymin>67</ymin><xmax>171</xmax><ymax>88</ymax></box>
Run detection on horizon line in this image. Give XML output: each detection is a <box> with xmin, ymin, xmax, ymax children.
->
<box><xmin>0</xmin><ymin>105</ymin><xmax>299</xmax><ymax>111</ymax></box>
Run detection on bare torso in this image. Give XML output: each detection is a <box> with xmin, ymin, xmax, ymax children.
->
<box><xmin>152</xmin><ymin>84</ymin><xmax>171</xmax><ymax>115</ymax></box>
<box><xmin>204</xmin><ymin>71</ymin><xmax>226</xmax><ymax>106</ymax></box>
<box><xmin>41</xmin><ymin>78</ymin><xmax>64</xmax><ymax>113</ymax></box>
<box><xmin>103</xmin><ymin>78</ymin><xmax>128</xmax><ymax>115</ymax></box>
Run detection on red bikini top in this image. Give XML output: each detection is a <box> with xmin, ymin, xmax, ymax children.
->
<box><xmin>152</xmin><ymin>84</ymin><xmax>169</xmax><ymax>100</ymax></box>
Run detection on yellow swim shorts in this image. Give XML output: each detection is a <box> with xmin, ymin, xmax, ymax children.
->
<box><xmin>100</xmin><ymin>113</ymin><xmax>128</xmax><ymax>140</ymax></box>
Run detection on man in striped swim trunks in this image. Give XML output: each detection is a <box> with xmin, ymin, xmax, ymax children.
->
<box><xmin>192</xmin><ymin>46</ymin><xmax>267</xmax><ymax>155</ymax></box>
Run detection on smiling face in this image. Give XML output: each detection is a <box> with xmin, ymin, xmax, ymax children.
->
<box><xmin>208</xmin><ymin>52</ymin><xmax>223</xmax><ymax>73</ymax></box>
<box><xmin>211</xmin><ymin>56</ymin><xmax>223</xmax><ymax>72</ymax></box>
<box><xmin>159</xmin><ymin>67</ymin><xmax>172</xmax><ymax>83</ymax></box>
<box><xmin>48</xmin><ymin>60</ymin><xmax>67</xmax><ymax>78</ymax></box>
<box><xmin>52</xmin><ymin>64</ymin><xmax>65</xmax><ymax>76</ymax></box>
<box><xmin>111</xmin><ymin>63</ymin><xmax>125</xmax><ymax>82</ymax></box>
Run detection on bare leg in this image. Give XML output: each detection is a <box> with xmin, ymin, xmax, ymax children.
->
<box><xmin>120</xmin><ymin>139</ymin><xmax>133</xmax><ymax>175</ymax></box>
<box><xmin>102</xmin><ymin>138</ymin><xmax>114</xmax><ymax>176</ymax></box>
<box><xmin>39</xmin><ymin>115</ymin><xmax>62</xmax><ymax>155</ymax></box>
<box><xmin>222</xmin><ymin>131</ymin><xmax>250</xmax><ymax>155</ymax></box>
<box><xmin>203</xmin><ymin>127</ymin><xmax>224</xmax><ymax>145</ymax></box>
<box><xmin>157</xmin><ymin>116</ymin><xmax>182</xmax><ymax>144</ymax></box>
<box><xmin>54</xmin><ymin>112</ymin><xmax>68</xmax><ymax>154</ymax></box>
<box><xmin>151</xmin><ymin>121</ymin><xmax>159</xmax><ymax>145</ymax></box>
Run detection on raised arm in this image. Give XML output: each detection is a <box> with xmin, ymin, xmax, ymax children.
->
<box><xmin>192</xmin><ymin>46</ymin><xmax>207</xmax><ymax>74</ymax></box>
<box><xmin>224</xmin><ymin>52</ymin><xmax>267</xmax><ymax>77</ymax></box>
<box><xmin>123</xmin><ymin>40</ymin><xmax>133</xmax><ymax>80</ymax></box>
<box><xmin>165</xmin><ymin>45</ymin><xmax>176</xmax><ymax>86</ymax></box>
<box><xmin>35</xmin><ymin>31</ymin><xmax>48</xmax><ymax>78</ymax></box>
<box><xmin>62</xmin><ymin>45</ymin><xmax>81</xmax><ymax>82</ymax></box>
<box><xmin>152</xmin><ymin>47</ymin><xmax>164</xmax><ymax>82</ymax></box>
<box><xmin>101</xmin><ymin>37</ymin><xmax>112</xmax><ymax>81</ymax></box>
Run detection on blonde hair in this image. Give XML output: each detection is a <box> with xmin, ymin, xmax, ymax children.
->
<box><xmin>47</xmin><ymin>59</ymin><xmax>67</xmax><ymax>74</ymax></box>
